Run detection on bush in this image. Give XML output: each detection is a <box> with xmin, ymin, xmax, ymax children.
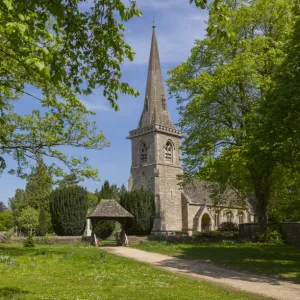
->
<box><xmin>2</xmin><ymin>230</ymin><xmax>13</xmax><ymax>244</ymax></box>
<box><xmin>254</xmin><ymin>230</ymin><xmax>283</xmax><ymax>244</ymax></box>
<box><xmin>120</xmin><ymin>189</ymin><xmax>155</xmax><ymax>235</ymax></box>
<box><xmin>93</xmin><ymin>220</ymin><xmax>115</xmax><ymax>240</ymax></box>
<box><xmin>23</xmin><ymin>235</ymin><xmax>35</xmax><ymax>248</ymax></box>
<box><xmin>50</xmin><ymin>185</ymin><xmax>88</xmax><ymax>236</ymax></box>
<box><xmin>219</xmin><ymin>222</ymin><xmax>239</xmax><ymax>232</ymax></box>
<box><xmin>37</xmin><ymin>207</ymin><xmax>49</xmax><ymax>236</ymax></box>
<box><xmin>0</xmin><ymin>210</ymin><xmax>14</xmax><ymax>231</ymax></box>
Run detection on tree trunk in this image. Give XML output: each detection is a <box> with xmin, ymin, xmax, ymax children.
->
<box><xmin>254</xmin><ymin>173</ymin><xmax>272</xmax><ymax>235</ymax></box>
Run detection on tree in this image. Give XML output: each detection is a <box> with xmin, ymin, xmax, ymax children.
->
<box><xmin>119</xmin><ymin>184</ymin><xmax>127</xmax><ymax>198</ymax></box>
<box><xmin>37</xmin><ymin>206</ymin><xmax>49</xmax><ymax>236</ymax></box>
<box><xmin>168</xmin><ymin>0</ymin><xmax>294</xmax><ymax>233</ymax></box>
<box><xmin>0</xmin><ymin>0</ymin><xmax>141</xmax><ymax>179</ymax></box>
<box><xmin>87</xmin><ymin>192</ymin><xmax>98</xmax><ymax>210</ymax></box>
<box><xmin>262</xmin><ymin>1</ymin><xmax>300</xmax><ymax>167</ymax></box>
<box><xmin>0</xmin><ymin>209</ymin><xmax>14</xmax><ymax>231</ymax></box>
<box><xmin>120</xmin><ymin>189</ymin><xmax>155</xmax><ymax>235</ymax></box>
<box><xmin>0</xmin><ymin>201</ymin><xmax>6</xmax><ymax>212</ymax></box>
<box><xmin>50</xmin><ymin>185</ymin><xmax>88</xmax><ymax>236</ymax></box>
<box><xmin>24</xmin><ymin>158</ymin><xmax>52</xmax><ymax>209</ymax></box>
<box><xmin>8</xmin><ymin>189</ymin><xmax>26</xmax><ymax>223</ymax></box>
<box><xmin>16</xmin><ymin>207</ymin><xmax>39</xmax><ymax>234</ymax></box>
<box><xmin>58</xmin><ymin>174</ymin><xmax>80</xmax><ymax>187</ymax></box>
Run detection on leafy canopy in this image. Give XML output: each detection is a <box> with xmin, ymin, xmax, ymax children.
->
<box><xmin>0</xmin><ymin>0</ymin><xmax>141</xmax><ymax>179</ymax></box>
<box><xmin>168</xmin><ymin>0</ymin><xmax>295</xmax><ymax>231</ymax></box>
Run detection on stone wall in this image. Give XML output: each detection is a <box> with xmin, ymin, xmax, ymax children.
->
<box><xmin>282</xmin><ymin>222</ymin><xmax>300</xmax><ymax>246</ymax></box>
<box><xmin>8</xmin><ymin>236</ymin><xmax>86</xmax><ymax>245</ymax></box>
<box><xmin>239</xmin><ymin>223</ymin><xmax>259</xmax><ymax>239</ymax></box>
<box><xmin>127</xmin><ymin>235</ymin><xmax>149</xmax><ymax>245</ymax></box>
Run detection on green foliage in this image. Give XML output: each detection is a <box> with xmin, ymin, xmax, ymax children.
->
<box><xmin>24</xmin><ymin>158</ymin><xmax>52</xmax><ymax>209</ymax></box>
<box><xmin>0</xmin><ymin>209</ymin><xmax>13</xmax><ymax>231</ymax></box>
<box><xmin>87</xmin><ymin>192</ymin><xmax>98</xmax><ymax>210</ymax></box>
<box><xmin>23</xmin><ymin>235</ymin><xmax>35</xmax><ymax>248</ymax></box>
<box><xmin>58</xmin><ymin>174</ymin><xmax>80</xmax><ymax>187</ymax></box>
<box><xmin>2</xmin><ymin>229</ymin><xmax>14</xmax><ymax>244</ymax></box>
<box><xmin>219</xmin><ymin>222</ymin><xmax>239</xmax><ymax>232</ymax></box>
<box><xmin>37</xmin><ymin>207</ymin><xmax>48</xmax><ymax>236</ymax></box>
<box><xmin>0</xmin><ymin>0</ymin><xmax>141</xmax><ymax>179</ymax></box>
<box><xmin>50</xmin><ymin>185</ymin><xmax>88</xmax><ymax>236</ymax></box>
<box><xmin>168</xmin><ymin>0</ymin><xmax>295</xmax><ymax>232</ymax></box>
<box><xmin>16</xmin><ymin>207</ymin><xmax>39</xmax><ymax>234</ymax></box>
<box><xmin>120</xmin><ymin>189</ymin><xmax>155</xmax><ymax>235</ymax></box>
<box><xmin>93</xmin><ymin>221</ymin><xmax>115</xmax><ymax>240</ymax></box>
<box><xmin>8</xmin><ymin>189</ymin><xmax>26</xmax><ymax>222</ymax></box>
<box><xmin>254</xmin><ymin>230</ymin><xmax>283</xmax><ymax>244</ymax></box>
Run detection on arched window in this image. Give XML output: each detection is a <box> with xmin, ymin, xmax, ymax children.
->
<box><xmin>238</xmin><ymin>212</ymin><xmax>244</xmax><ymax>224</ymax></box>
<box><xmin>226</xmin><ymin>211</ymin><xmax>233</xmax><ymax>223</ymax></box>
<box><xmin>215</xmin><ymin>213</ymin><xmax>220</xmax><ymax>228</ymax></box>
<box><xmin>140</xmin><ymin>142</ymin><xmax>148</xmax><ymax>163</ymax></box>
<box><xmin>164</xmin><ymin>141</ymin><xmax>173</xmax><ymax>163</ymax></box>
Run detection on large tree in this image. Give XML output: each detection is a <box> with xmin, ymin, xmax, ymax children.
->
<box><xmin>0</xmin><ymin>0</ymin><xmax>141</xmax><ymax>179</ymax></box>
<box><xmin>168</xmin><ymin>0</ymin><xmax>295</xmax><ymax>233</ymax></box>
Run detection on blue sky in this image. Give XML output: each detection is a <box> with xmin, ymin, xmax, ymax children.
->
<box><xmin>1</xmin><ymin>0</ymin><xmax>208</xmax><ymax>205</ymax></box>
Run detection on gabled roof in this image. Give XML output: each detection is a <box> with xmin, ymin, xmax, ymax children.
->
<box><xmin>183</xmin><ymin>180</ymin><xmax>257</xmax><ymax>213</ymax></box>
<box><xmin>88</xmin><ymin>199</ymin><xmax>133</xmax><ymax>219</ymax></box>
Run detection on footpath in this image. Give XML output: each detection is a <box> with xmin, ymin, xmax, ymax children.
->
<box><xmin>103</xmin><ymin>246</ymin><xmax>300</xmax><ymax>300</ymax></box>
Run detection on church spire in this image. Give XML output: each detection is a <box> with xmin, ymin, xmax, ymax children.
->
<box><xmin>138</xmin><ymin>26</ymin><xmax>174</xmax><ymax>129</ymax></box>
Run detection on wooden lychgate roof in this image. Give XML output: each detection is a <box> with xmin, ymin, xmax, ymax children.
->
<box><xmin>88</xmin><ymin>199</ymin><xmax>133</xmax><ymax>220</ymax></box>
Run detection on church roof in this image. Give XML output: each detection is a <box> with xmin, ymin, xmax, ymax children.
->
<box><xmin>183</xmin><ymin>180</ymin><xmax>256</xmax><ymax>213</ymax></box>
<box><xmin>88</xmin><ymin>199</ymin><xmax>133</xmax><ymax>220</ymax></box>
<box><xmin>137</xmin><ymin>26</ymin><xmax>175</xmax><ymax>129</ymax></box>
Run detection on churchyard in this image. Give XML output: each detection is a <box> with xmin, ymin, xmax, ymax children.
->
<box><xmin>135</xmin><ymin>240</ymin><xmax>300</xmax><ymax>283</ymax></box>
<box><xmin>0</xmin><ymin>243</ymin><xmax>262</xmax><ymax>300</ymax></box>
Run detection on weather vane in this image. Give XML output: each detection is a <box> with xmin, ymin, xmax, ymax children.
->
<box><xmin>152</xmin><ymin>16</ymin><xmax>156</xmax><ymax>28</ymax></box>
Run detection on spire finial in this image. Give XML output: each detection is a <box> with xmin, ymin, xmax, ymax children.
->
<box><xmin>152</xmin><ymin>16</ymin><xmax>156</xmax><ymax>28</ymax></box>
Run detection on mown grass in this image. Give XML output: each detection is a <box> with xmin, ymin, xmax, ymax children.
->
<box><xmin>134</xmin><ymin>241</ymin><xmax>300</xmax><ymax>283</ymax></box>
<box><xmin>0</xmin><ymin>244</ymin><xmax>261</xmax><ymax>300</ymax></box>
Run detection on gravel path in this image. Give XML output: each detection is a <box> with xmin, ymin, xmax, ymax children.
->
<box><xmin>103</xmin><ymin>246</ymin><xmax>300</xmax><ymax>300</ymax></box>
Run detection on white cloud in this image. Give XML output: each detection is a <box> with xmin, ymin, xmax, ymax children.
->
<box><xmin>80</xmin><ymin>97</ymin><xmax>112</xmax><ymax>112</ymax></box>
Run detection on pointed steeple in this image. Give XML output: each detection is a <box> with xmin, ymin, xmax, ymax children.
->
<box><xmin>138</xmin><ymin>26</ymin><xmax>175</xmax><ymax>129</ymax></box>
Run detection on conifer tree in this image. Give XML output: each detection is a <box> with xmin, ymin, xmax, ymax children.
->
<box><xmin>50</xmin><ymin>186</ymin><xmax>88</xmax><ymax>236</ymax></box>
<box><xmin>120</xmin><ymin>189</ymin><xmax>155</xmax><ymax>235</ymax></box>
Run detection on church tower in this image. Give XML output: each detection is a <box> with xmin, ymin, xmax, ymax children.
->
<box><xmin>127</xmin><ymin>26</ymin><xmax>183</xmax><ymax>233</ymax></box>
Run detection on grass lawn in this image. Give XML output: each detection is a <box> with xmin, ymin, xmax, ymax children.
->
<box><xmin>0</xmin><ymin>244</ymin><xmax>261</xmax><ymax>300</ymax></box>
<box><xmin>134</xmin><ymin>241</ymin><xmax>300</xmax><ymax>283</ymax></box>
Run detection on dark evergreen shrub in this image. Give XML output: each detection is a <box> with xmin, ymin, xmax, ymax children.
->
<box><xmin>120</xmin><ymin>189</ymin><xmax>155</xmax><ymax>235</ymax></box>
<box><xmin>93</xmin><ymin>220</ymin><xmax>115</xmax><ymax>240</ymax></box>
<box><xmin>50</xmin><ymin>186</ymin><xmax>88</xmax><ymax>236</ymax></box>
<box><xmin>219</xmin><ymin>222</ymin><xmax>239</xmax><ymax>232</ymax></box>
<box><xmin>23</xmin><ymin>235</ymin><xmax>35</xmax><ymax>248</ymax></box>
<box><xmin>37</xmin><ymin>207</ymin><xmax>48</xmax><ymax>236</ymax></box>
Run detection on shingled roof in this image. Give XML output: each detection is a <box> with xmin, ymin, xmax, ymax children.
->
<box><xmin>183</xmin><ymin>180</ymin><xmax>255</xmax><ymax>210</ymax></box>
<box><xmin>88</xmin><ymin>199</ymin><xmax>133</xmax><ymax>220</ymax></box>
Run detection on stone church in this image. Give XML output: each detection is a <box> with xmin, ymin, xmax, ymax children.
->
<box><xmin>127</xmin><ymin>26</ymin><xmax>256</xmax><ymax>235</ymax></box>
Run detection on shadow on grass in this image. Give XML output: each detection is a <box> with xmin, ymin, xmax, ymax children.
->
<box><xmin>0</xmin><ymin>287</ymin><xmax>31</xmax><ymax>298</ymax></box>
<box><xmin>140</xmin><ymin>242</ymin><xmax>300</xmax><ymax>284</ymax></box>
